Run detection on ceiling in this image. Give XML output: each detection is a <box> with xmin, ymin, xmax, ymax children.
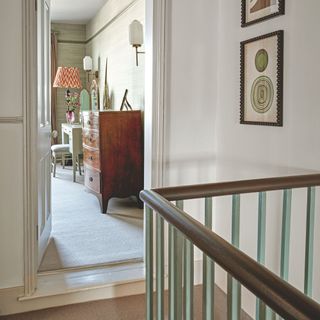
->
<box><xmin>51</xmin><ymin>0</ymin><xmax>108</xmax><ymax>24</ymax></box>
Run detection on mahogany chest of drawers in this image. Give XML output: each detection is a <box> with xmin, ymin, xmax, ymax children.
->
<box><xmin>82</xmin><ymin>110</ymin><xmax>143</xmax><ymax>213</ymax></box>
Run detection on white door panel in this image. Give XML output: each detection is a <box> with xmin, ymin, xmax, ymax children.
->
<box><xmin>37</xmin><ymin>0</ymin><xmax>52</xmax><ymax>267</ymax></box>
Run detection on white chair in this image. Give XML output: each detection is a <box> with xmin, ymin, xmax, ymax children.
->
<box><xmin>51</xmin><ymin>144</ymin><xmax>72</xmax><ymax>177</ymax></box>
<box><xmin>51</xmin><ymin>130</ymin><xmax>82</xmax><ymax>179</ymax></box>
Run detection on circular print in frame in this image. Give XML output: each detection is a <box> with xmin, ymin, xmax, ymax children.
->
<box><xmin>255</xmin><ymin>49</ymin><xmax>269</xmax><ymax>73</ymax></box>
<box><xmin>250</xmin><ymin>76</ymin><xmax>274</xmax><ymax>114</ymax></box>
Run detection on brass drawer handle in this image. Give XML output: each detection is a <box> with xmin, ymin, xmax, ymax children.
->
<box><xmin>89</xmin><ymin>177</ymin><xmax>93</xmax><ymax>182</ymax></box>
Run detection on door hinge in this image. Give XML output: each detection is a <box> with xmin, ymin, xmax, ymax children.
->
<box><xmin>36</xmin><ymin>225</ymin><xmax>39</xmax><ymax>240</ymax></box>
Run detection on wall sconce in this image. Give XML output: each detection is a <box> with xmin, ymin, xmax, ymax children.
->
<box><xmin>129</xmin><ymin>20</ymin><xmax>145</xmax><ymax>66</ymax></box>
<box><xmin>83</xmin><ymin>56</ymin><xmax>99</xmax><ymax>88</ymax></box>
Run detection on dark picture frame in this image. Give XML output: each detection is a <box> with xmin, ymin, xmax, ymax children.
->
<box><xmin>240</xmin><ymin>30</ymin><xmax>284</xmax><ymax>126</ymax></box>
<box><xmin>241</xmin><ymin>0</ymin><xmax>285</xmax><ymax>27</ymax></box>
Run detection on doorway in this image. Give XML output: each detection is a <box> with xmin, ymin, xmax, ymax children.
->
<box><xmin>22</xmin><ymin>0</ymin><xmax>165</xmax><ymax>298</ymax></box>
<box><xmin>37</xmin><ymin>0</ymin><xmax>146</xmax><ymax>273</ymax></box>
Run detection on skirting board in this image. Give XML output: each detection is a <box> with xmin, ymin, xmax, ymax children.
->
<box><xmin>0</xmin><ymin>260</ymin><xmax>254</xmax><ymax>317</ymax></box>
<box><xmin>0</xmin><ymin>262</ymin><xmax>145</xmax><ymax>316</ymax></box>
<box><xmin>0</xmin><ymin>280</ymin><xmax>145</xmax><ymax>316</ymax></box>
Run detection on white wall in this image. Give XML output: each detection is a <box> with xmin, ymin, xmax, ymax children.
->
<box><xmin>215</xmin><ymin>1</ymin><xmax>320</xmax><ymax>181</ymax></box>
<box><xmin>0</xmin><ymin>125</ymin><xmax>24</xmax><ymax>289</ymax></box>
<box><xmin>213</xmin><ymin>0</ymin><xmax>320</xmax><ymax>316</ymax></box>
<box><xmin>163</xmin><ymin>0</ymin><xmax>218</xmax><ymax>188</ymax></box>
<box><xmin>86</xmin><ymin>0</ymin><xmax>145</xmax><ymax>111</ymax></box>
<box><xmin>0</xmin><ymin>0</ymin><xmax>24</xmax><ymax>289</ymax></box>
<box><xmin>163</xmin><ymin>0</ymin><xmax>219</xmax><ymax>255</ymax></box>
<box><xmin>0</xmin><ymin>0</ymin><xmax>23</xmax><ymax>117</ymax></box>
<box><xmin>164</xmin><ymin>0</ymin><xmax>320</xmax><ymax>316</ymax></box>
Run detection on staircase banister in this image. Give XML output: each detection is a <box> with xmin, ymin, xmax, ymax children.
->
<box><xmin>140</xmin><ymin>189</ymin><xmax>320</xmax><ymax>320</ymax></box>
<box><xmin>153</xmin><ymin>173</ymin><xmax>320</xmax><ymax>201</ymax></box>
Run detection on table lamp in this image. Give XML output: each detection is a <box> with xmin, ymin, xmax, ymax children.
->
<box><xmin>53</xmin><ymin>67</ymin><xmax>82</xmax><ymax>123</ymax></box>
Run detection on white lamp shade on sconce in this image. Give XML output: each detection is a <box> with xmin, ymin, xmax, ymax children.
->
<box><xmin>129</xmin><ymin>20</ymin><xmax>144</xmax><ymax>46</ymax></box>
<box><xmin>83</xmin><ymin>56</ymin><xmax>93</xmax><ymax>71</ymax></box>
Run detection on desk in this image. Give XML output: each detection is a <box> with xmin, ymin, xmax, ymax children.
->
<box><xmin>61</xmin><ymin>123</ymin><xmax>83</xmax><ymax>182</ymax></box>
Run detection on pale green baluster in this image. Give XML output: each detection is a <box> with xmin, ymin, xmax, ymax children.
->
<box><xmin>146</xmin><ymin>206</ymin><xmax>154</xmax><ymax>320</ymax></box>
<box><xmin>203</xmin><ymin>197</ymin><xmax>215</xmax><ymax>320</ymax></box>
<box><xmin>169</xmin><ymin>201</ymin><xmax>184</xmax><ymax>320</ymax></box>
<box><xmin>176</xmin><ymin>200</ymin><xmax>184</xmax><ymax>209</ymax></box>
<box><xmin>169</xmin><ymin>224</ymin><xmax>173</xmax><ymax>319</ymax></box>
<box><xmin>227</xmin><ymin>194</ymin><xmax>241</xmax><ymax>320</ymax></box>
<box><xmin>175</xmin><ymin>200</ymin><xmax>194</xmax><ymax>320</ymax></box>
<box><xmin>265</xmin><ymin>308</ymin><xmax>277</xmax><ymax>320</ymax></box>
<box><xmin>176</xmin><ymin>230</ymin><xmax>183</xmax><ymax>320</ymax></box>
<box><xmin>275</xmin><ymin>189</ymin><xmax>292</xmax><ymax>320</ymax></box>
<box><xmin>281</xmin><ymin>189</ymin><xmax>292</xmax><ymax>281</ymax></box>
<box><xmin>304</xmin><ymin>187</ymin><xmax>315</xmax><ymax>297</ymax></box>
<box><xmin>184</xmin><ymin>239</ymin><xmax>194</xmax><ymax>320</ymax></box>
<box><xmin>156</xmin><ymin>214</ymin><xmax>164</xmax><ymax>320</ymax></box>
<box><xmin>256</xmin><ymin>192</ymin><xmax>266</xmax><ymax>320</ymax></box>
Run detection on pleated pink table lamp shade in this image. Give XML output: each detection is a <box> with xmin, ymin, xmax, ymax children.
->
<box><xmin>53</xmin><ymin>67</ymin><xmax>82</xmax><ymax>89</ymax></box>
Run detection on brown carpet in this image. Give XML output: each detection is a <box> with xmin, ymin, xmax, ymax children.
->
<box><xmin>1</xmin><ymin>286</ymin><xmax>252</xmax><ymax>320</ymax></box>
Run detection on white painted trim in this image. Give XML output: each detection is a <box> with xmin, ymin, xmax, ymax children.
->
<box><xmin>145</xmin><ymin>0</ymin><xmax>167</xmax><ymax>189</ymax></box>
<box><xmin>21</xmin><ymin>262</ymin><xmax>144</xmax><ymax>301</ymax></box>
<box><xmin>21</xmin><ymin>0</ymin><xmax>167</xmax><ymax>304</ymax></box>
<box><xmin>0</xmin><ymin>280</ymin><xmax>145</xmax><ymax>316</ymax></box>
<box><xmin>38</xmin><ymin>257</ymin><xmax>143</xmax><ymax>276</ymax></box>
<box><xmin>0</xmin><ymin>117</ymin><xmax>23</xmax><ymax>123</ymax></box>
<box><xmin>151</xmin><ymin>0</ymin><xmax>167</xmax><ymax>188</ymax></box>
<box><xmin>22</xmin><ymin>0</ymin><xmax>38</xmax><ymax>296</ymax></box>
<box><xmin>1</xmin><ymin>263</ymin><xmax>145</xmax><ymax>315</ymax></box>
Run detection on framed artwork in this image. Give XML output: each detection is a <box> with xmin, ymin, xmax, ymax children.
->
<box><xmin>120</xmin><ymin>89</ymin><xmax>132</xmax><ymax>111</ymax></box>
<box><xmin>241</xmin><ymin>0</ymin><xmax>285</xmax><ymax>27</ymax></box>
<box><xmin>240</xmin><ymin>30</ymin><xmax>283</xmax><ymax>126</ymax></box>
<box><xmin>90</xmin><ymin>79</ymin><xmax>100</xmax><ymax>111</ymax></box>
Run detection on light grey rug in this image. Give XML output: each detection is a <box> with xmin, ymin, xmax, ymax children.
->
<box><xmin>39</xmin><ymin>165</ymin><xmax>143</xmax><ymax>272</ymax></box>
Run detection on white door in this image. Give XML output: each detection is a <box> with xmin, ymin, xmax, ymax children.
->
<box><xmin>37</xmin><ymin>0</ymin><xmax>52</xmax><ymax>267</ymax></box>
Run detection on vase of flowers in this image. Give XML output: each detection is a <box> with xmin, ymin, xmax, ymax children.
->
<box><xmin>66</xmin><ymin>110</ymin><xmax>75</xmax><ymax>123</ymax></box>
<box><xmin>65</xmin><ymin>90</ymin><xmax>80</xmax><ymax>124</ymax></box>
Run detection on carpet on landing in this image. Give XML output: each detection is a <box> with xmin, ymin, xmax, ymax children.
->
<box><xmin>38</xmin><ymin>165</ymin><xmax>143</xmax><ymax>272</ymax></box>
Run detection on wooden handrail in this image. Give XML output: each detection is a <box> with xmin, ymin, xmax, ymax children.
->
<box><xmin>140</xmin><ymin>189</ymin><xmax>320</xmax><ymax>320</ymax></box>
<box><xmin>154</xmin><ymin>173</ymin><xmax>320</xmax><ymax>201</ymax></box>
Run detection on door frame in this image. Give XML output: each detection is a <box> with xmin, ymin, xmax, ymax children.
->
<box><xmin>22</xmin><ymin>0</ymin><xmax>167</xmax><ymax>296</ymax></box>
